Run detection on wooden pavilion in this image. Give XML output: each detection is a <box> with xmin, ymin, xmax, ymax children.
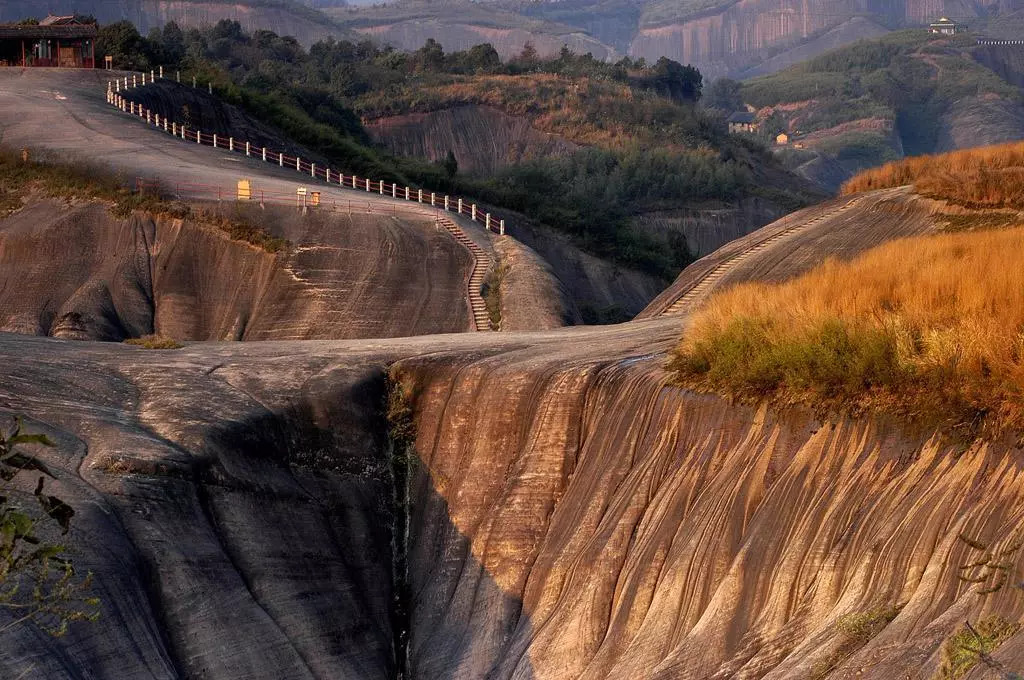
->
<box><xmin>0</xmin><ymin>16</ymin><xmax>97</xmax><ymax>68</ymax></box>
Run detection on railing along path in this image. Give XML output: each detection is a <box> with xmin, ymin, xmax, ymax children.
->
<box><xmin>108</xmin><ymin>68</ymin><xmax>498</xmax><ymax>331</ymax></box>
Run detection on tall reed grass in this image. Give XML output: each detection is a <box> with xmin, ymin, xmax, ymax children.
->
<box><xmin>669</xmin><ymin>226</ymin><xmax>1024</xmax><ymax>438</ymax></box>
<box><xmin>842</xmin><ymin>141</ymin><xmax>1024</xmax><ymax>209</ymax></box>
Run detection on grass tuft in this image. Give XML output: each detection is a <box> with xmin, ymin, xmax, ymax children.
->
<box><xmin>123</xmin><ymin>335</ymin><xmax>184</xmax><ymax>350</ymax></box>
<box><xmin>669</xmin><ymin>226</ymin><xmax>1024</xmax><ymax>440</ymax></box>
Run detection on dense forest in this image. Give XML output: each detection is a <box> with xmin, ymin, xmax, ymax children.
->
<box><xmin>97</xmin><ymin>19</ymin><xmax>807</xmax><ymax>278</ymax></box>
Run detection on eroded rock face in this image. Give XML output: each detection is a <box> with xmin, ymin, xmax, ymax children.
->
<box><xmin>352</xmin><ymin>21</ymin><xmax>616</xmax><ymax>61</ymax></box>
<box><xmin>395</xmin><ymin>346</ymin><xmax>1024</xmax><ymax>679</ymax></box>
<box><xmin>365</xmin><ymin>106</ymin><xmax>580</xmax><ymax>176</ymax></box>
<box><xmin>629</xmin><ymin>0</ymin><xmax>1001</xmax><ymax>79</ymax></box>
<box><xmin>0</xmin><ymin>198</ymin><xmax>475</xmax><ymax>341</ymax></box>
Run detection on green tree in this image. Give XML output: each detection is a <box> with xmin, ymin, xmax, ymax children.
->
<box><xmin>96</xmin><ymin>20</ymin><xmax>151</xmax><ymax>71</ymax></box>
<box><xmin>648</xmin><ymin>57</ymin><xmax>703</xmax><ymax>102</ymax></box>
<box><xmin>704</xmin><ymin>77</ymin><xmax>744</xmax><ymax>112</ymax></box>
<box><xmin>0</xmin><ymin>417</ymin><xmax>98</xmax><ymax>637</ymax></box>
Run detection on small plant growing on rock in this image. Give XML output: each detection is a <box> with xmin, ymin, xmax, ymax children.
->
<box><xmin>811</xmin><ymin>604</ymin><xmax>903</xmax><ymax>679</ymax></box>
<box><xmin>937</xmin><ymin>617</ymin><xmax>1021</xmax><ymax>679</ymax></box>
<box><xmin>0</xmin><ymin>417</ymin><xmax>99</xmax><ymax>637</ymax></box>
<box><xmin>124</xmin><ymin>335</ymin><xmax>184</xmax><ymax>350</ymax></box>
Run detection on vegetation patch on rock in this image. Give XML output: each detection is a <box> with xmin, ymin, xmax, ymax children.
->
<box><xmin>669</xmin><ymin>225</ymin><xmax>1024</xmax><ymax>440</ymax></box>
<box><xmin>123</xmin><ymin>335</ymin><xmax>184</xmax><ymax>350</ymax></box>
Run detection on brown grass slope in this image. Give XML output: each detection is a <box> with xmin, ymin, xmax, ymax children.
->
<box><xmin>670</xmin><ymin>223</ymin><xmax>1024</xmax><ymax>439</ymax></box>
<box><xmin>842</xmin><ymin>140</ymin><xmax>1024</xmax><ymax>210</ymax></box>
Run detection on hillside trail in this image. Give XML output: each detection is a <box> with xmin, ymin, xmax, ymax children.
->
<box><xmin>0</xmin><ymin>68</ymin><xmax>500</xmax><ymax>333</ymax></box>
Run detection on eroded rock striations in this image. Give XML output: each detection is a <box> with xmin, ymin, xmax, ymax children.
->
<box><xmin>0</xmin><ymin>198</ymin><xmax>476</xmax><ymax>340</ymax></box>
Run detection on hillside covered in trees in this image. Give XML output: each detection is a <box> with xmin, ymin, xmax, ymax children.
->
<box><xmin>723</xmin><ymin>31</ymin><xmax>1024</xmax><ymax>191</ymax></box>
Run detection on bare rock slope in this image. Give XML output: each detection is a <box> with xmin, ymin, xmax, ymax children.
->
<box><xmin>0</xmin><ymin>198</ymin><xmax>476</xmax><ymax>341</ymax></box>
<box><xmin>4</xmin><ymin>185</ymin><xmax>1024</xmax><ymax>679</ymax></box>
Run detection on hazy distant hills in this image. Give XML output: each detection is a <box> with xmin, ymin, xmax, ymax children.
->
<box><xmin>327</xmin><ymin>0</ymin><xmax>1024</xmax><ymax>78</ymax></box>
<box><xmin>5</xmin><ymin>0</ymin><xmax>1024</xmax><ymax>79</ymax></box>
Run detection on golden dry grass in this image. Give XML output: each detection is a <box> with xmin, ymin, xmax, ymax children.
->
<box><xmin>669</xmin><ymin>226</ymin><xmax>1024</xmax><ymax>438</ymax></box>
<box><xmin>842</xmin><ymin>141</ymin><xmax>1024</xmax><ymax>209</ymax></box>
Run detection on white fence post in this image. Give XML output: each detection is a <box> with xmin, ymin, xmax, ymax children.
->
<box><xmin>366</xmin><ymin>178</ymin><xmax>371</xmax><ymax>192</ymax></box>
<box><xmin>262</xmin><ymin>148</ymin><xmax>267</xmax><ymax>162</ymax></box>
<box><xmin>500</xmin><ymin>219</ymin><xmax>505</xmax><ymax>236</ymax></box>
<box><xmin>392</xmin><ymin>184</ymin><xmax>397</xmax><ymax>198</ymax></box>
<box><xmin>405</xmin><ymin>187</ymin><xmax>410</xmax><ymax>200</ymax></box>
<box><xmin>418</xmin><ymin>189</ymin><xmax>423</xmax><ymax>203</ymax></box>
<box><xmin>245</xmin><ymin>141</ymin><xmax>250</xmax><ymax>157</ymax></box>
<box><xmin>458</xmin><ymin>198</ymin><xmax>463</xmax><ymax>214</ymax></box>
<box><xmin>379</xmin><ymin>181</ymin><xmax>384</xmax><ymax>195</ymax></box>
<box><xmin>229</xmin><ymin>137</ymin><xmax>234</xmax><ymax>152</ymax></box>
<box><xmin>430</xmin><ymin>192</ymin><xmax>435</xmax><ymax>206</ymax></box>
<box><xmin>141</xmin><ymin>73</ymin><xmax>146</xmax><ymax>86</ymax></box>
<box><xmin>159</xmin><ymin>66</ymin><xmax>163</xmax><ymax>78</ymax></box>
<box><xmin>312</xmin><ymin>162</ymin><xmax>316</xmax><ymax>178</ymax></box>
<box><xmin>213</xmin><ymin>134</ymin><xmax>218</xmax><ymax>148</ymax></box>
<box><xmin>472</xmin><ymin>205</ymin><xmax>477</xmax><ymax>221</ymax></box>
<box><xmin>486</xmin><ymin>213</ymin><xmax>491</xmax><ymax>231</ymax></box>
<box><xmin>296</xmin><ymin>157</ymin><xmax>301</xmax><ymax>171</ymax></box>
<box><xmin>197</xmin><ymin>130</ymin><xmax>202</xmax><ymax>144</ymax></box>
<box><xmin>444</xmin><ymin>196</ymin><xmax>449</xmax><ymax>211</ymax></box>
<box><xmin>133</xmin><ymin>75</ymin><xmax>137</xmax><ymax>87</ymax></box>
<box><xmin>279</xmin><ymin>153</ymin><xmax>284</xmax><ymax>167</ymax></box>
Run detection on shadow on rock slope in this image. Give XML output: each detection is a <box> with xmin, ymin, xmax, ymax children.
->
<box><xmin>0</xmin><ymin>348</ymin><xmax>532</xmax><ymax>680</ymax></box>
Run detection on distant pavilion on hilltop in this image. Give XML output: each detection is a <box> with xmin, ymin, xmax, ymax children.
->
<box><xmin>929</xmin><ymin>17</ymin><xmax>959</xmax><ymax>35</ymax></box>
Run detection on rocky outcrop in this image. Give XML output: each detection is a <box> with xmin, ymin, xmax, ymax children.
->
<box><xmin>0</xmin><ymin>198</ymin><xmax>477</xmax><ymax>341</ymax></box>
<box><xmin>365</xmin><ymin>106</ymin><xmax>579</xmax><ymax>175</ymax></box>
<box><xmin>934</xmin><ymin>95</ymin><xmax>1024</xmax><ymax>152</ymax></box>
<box><xmin>2</xmin><ymin>187</ymin><xmax>1022</xmax><ymax>679</ymax></box>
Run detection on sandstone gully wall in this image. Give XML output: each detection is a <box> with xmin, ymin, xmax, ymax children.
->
<box><xmin>396</xmin><ymin>348</ymin><xmax>1024</xmax><ymax>679</ymax></box>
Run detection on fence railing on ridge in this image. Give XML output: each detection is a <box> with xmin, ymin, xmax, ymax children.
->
<box><xmin>106</xmin><ymin>68</ymin><xmax>507</xmax><ymax>235</ymax></box>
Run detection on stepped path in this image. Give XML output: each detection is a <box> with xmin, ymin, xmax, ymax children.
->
<box><xmin>0</xmin><ymin>68</ymin><xmax>495</xmax><ymax>336</ymax></box>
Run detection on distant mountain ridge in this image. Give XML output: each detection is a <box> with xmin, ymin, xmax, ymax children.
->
<box><xmin>328</xmin><ymin>0</ymin><xmax>1024</xmax><ymax>78</ymax></box>
<box><xmin>6</xmin><ymin>0</ymin><xmax>1024</xmax><ymax>78</ymax></box>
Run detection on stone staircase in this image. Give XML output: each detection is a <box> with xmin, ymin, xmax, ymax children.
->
<box><xmin>660</xmin><ymin>197</ymin><xmax>862</xmax><ymax>317</ymax></box>
<box><xmin>436</xmin><ymin>215</ymin><xmax>494</xmax><ymax>331</ymax></box>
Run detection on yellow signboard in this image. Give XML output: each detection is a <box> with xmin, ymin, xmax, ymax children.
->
<box><xmin>237</xmin><ymin>179</ymin><xmax>252</xmax><ymax>201</ymax></box>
